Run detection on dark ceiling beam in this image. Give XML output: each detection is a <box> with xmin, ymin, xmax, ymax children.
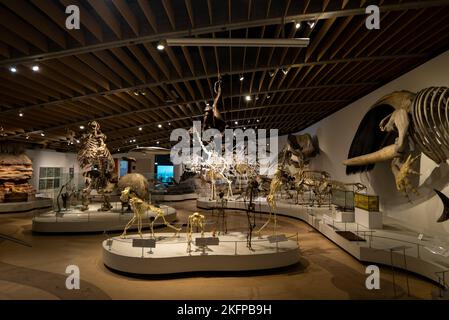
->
<box><xmin>1</xmin><ymin>0</ymin><xmax>447</xmax><ymax>66</ymax></box>
<box><xmin>0</xmin><ymin>53</ymin><xmax>425</xmax><ymax>116</ymax></box>
<box><xmin>103</xmin><ymin>99</ymin><xmax>350</xmax><ymax>140</ymax></box>
<box><xmin>0</xmin><ymin>80</ymin><xmax>373</xmax><ymax>139</ymax></box>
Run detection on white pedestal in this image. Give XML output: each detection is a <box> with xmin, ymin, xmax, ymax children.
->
<box><xmin>335</xmin><ymin>210</ymin><xmax>355</xmax><ymax>223</ymax></box>
<box><xmin>355</xmin><ymin>207</ymin><xmax>383</xmax><ymax>229</ymax></box>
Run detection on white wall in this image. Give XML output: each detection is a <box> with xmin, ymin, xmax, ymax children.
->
<box><xmin>289</xmin><ymin>50</ymin><xmax>449</xmax><ymax>237</ymax></box>
<box><xmin>25</xmin><ymin>149</ymin><xmax>81</xmax><ymax>196</ymax></box>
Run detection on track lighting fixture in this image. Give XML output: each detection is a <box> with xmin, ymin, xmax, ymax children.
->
<box><xmin>281</xmin><ymin>66</ymin><xmax>289</xmax><ymax>75</ymax></box>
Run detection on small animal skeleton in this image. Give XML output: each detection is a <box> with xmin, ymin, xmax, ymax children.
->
<box><xmin>344</xmin><ymin>87</ymin><xmax>449</xmax><ymax>200</ymax></box>
<box><xmin>186</xmin><ymin>212</ymin><xmax>206</xmax><ymax>253</ymax></box>
<box><xmin>77</xmin><ymin>121</ymin><xmax>115</xmax><ymax>211</ymax></box>
<box><xmin>120</xmin><ymin>186</ymin><xmax>181</xmax><ymax>238</ymax></box>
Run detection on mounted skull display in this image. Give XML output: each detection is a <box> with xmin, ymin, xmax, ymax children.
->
<box><xmin>344</xmin><ymin>87</ymin><xmax>449</xmax><ymax>199</ymax></box>
<box><xmin>77</xmin><ymin>121</ymin><xmax>116</xmax><ymax>211</ymax></box>
<box><xmin>0</xmin><ymin>143</ymin><xmax>34</xmax><ymax>203</ymax></box>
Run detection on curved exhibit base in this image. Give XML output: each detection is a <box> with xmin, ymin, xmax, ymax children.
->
<box><xmin>151</xmin><ymin>192</ymin><xmax>198</xmax><ymax>202</ymax></box>
<box><xmin>103</xmin><ymin>232</ymin><xmax>300</xmax><ymax>275</ymax></box>
<box><xmin>32</xmin><ymin>202</ymin><xmax>177</xmax><ymax>233</ymax></box>
<box><xmin>0</xmin><ymin>198</ymin><xmax>52</xmax><ymax>215</ymax></box>
<box><xmin>197</xmin><ymin>197</ymin><xmax>449</xmax><ymax>284</ymax></box>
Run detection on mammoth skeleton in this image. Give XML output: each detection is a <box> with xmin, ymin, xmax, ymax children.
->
<box><xmin>344</xmin><ymin>87</ymin><xmax>449</xmax><ymax>201</ymax></box>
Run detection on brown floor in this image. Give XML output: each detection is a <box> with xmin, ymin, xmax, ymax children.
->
<box><xmin>0</xmin><ymin>200</ymin><xmax>439</xmax><ymax>300</ymax></box>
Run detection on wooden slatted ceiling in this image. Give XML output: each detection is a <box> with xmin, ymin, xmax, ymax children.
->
<box><xmin>0</xmin><ymin>0</ymin><xmax>449</xmax><ymax>153</ymax></box>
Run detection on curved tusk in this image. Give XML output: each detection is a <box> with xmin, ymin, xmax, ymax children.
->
<box><xmin>343</xmin><ymin>144</ymin><xmax>398</xmax><ymax>166</ymax></box>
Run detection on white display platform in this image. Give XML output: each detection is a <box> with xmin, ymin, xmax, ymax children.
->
<box><xmin>151</xmin><ymin>193</ymin><xmax>198</xmax><ymax>202</ymax></box>
<box><xmin>0</xmin><ymin>197</ymin><xmax>52</xmax><ymax>214</ymax></box>
<box><xmin>32</xmin><ymin>202</ymin><xmax>177</xmax><ymax>233</ymax></box>
<box><xmin>335</xmin><ymin>210</ymin><xmax>355</xmax><ymax>223</ymax></box>
<box><xmin>103</xmin><ymin>232</ymin><xmax>300</xmax><ymax>274</ymax></box>
<box><xmin>355</xmin><ymin>207</ymin><xmax>383</xmax><ymax>229</ymax></box>
<box><xmin>197</xmin><ymin>197</ymin><xmax>449</xmax><ymax>283</ymax></box>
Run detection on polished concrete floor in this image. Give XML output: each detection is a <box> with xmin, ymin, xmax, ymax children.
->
<box><xmin>0</xmin><ymin>200</ymin><xmax>439</xmax><ymax>300</ymax></box>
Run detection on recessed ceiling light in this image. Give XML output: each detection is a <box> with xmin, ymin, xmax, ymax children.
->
<box><xmin>245</xmin><ymin>95</ymin><xmax>251</xmax><ymax>101</ymax></box>
<box><xmin>79</xmin><ymin>125</ymin><xmax>85</xmax><ymax>130</ymax></box>
<box><xmin>32</xmin><ymin>65</ymin><xmax>40</xmax><ymax>72</ymax></box>
<box><xmin>243</xmin><ymin>127</ymin><xmax>246</xmax><ymax>130</ymax></box>
<box><xmin>19</xmin><ymin>112</ymin><xmax>24</xmax><ymax>117</ymax></box>
<box><xmin>295</xmin><ymin>22</ymin><xmax>301</xmax><ymax>29</ymax></box>
<box><xmin>168</xmin><ymin>122</ymin><xmax>171</xmax><ymax>126</ymax></box>
<box><xmin>76</xmin><ymin>139</ymin><xmax>80</xmax><ymax>144</ymax></box>
<box><xmin>40</xmin><ymin>132</ymin><xmax>45</xmax><ymax>136</ymax></box>
<box><xmin>157</xmin><ymin>141</ymin><xmax>160</xmax><ymax>144</ymax></box>
<box><xmin>157</xmin><ymin>43</ymin><xmax>165</xmax><ymax>51</ymax></box>
<box><xmin>257</xmin><ymin>119</ymin><xmax>260</xmax><ymax>123</ymax></box>
<box><xmin>158</xmin><ymin>124</ymin><xmax>162</xmax><ymax>128</ymax></box>
<box><xmin>234</xmin><ymin>121</ymin><xmax>238</xmax><ymax>125</ymax></box>
<box><xmin>9</xmin><ymin>66</ymin><xmax>17</xmax><ymax>73</ymax></box>
<box><xmin>133</xmin><ymin>139</ymin><xmax>136</xmax><ymax>143</ymax></box>
<box><xmin>139</xmin><ymin>127</ymin><xmax>143</xmax><ymax>131</ymax></box>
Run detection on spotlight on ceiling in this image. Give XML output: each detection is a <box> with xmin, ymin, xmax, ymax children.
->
<box><xmin>139</xmin><ymin>127</ymin><xmax>143</xmax><ymax>131</ymax></box>
<box><xmin>26</xmin><ymin>135</ymin><xmax>30</xmax><ymax>140</ymax></box>
<box><xmin>267</xmin><ymin>95</ymin><xmax>271</xmax><ymax>99</ymax></box>
<box><xmin>168</xmin><ymin>122</ymin><xmax>171</xmax><ymax>126</ymax></box>
<box><xmin>157</xmin><ymin>141</ymin><xmax>160</xmax><ymax>145</ymax></box>
<box><xmin>76</xmin><ymin>139</ymin><xmax>80</xmax><ymax>144</ymax></box>
<box><xmin>295</xmin><ymin>22</ymin><xmax>301</xmax><ymax>29</ymax></box>
<box><xmin>79</xmin><ymin>125</ymin><xmax>85</xmax><ymax>130</ymax></box>
<box><xmin>157</xmin><ymin>42</ymin><xmax>165</xmax><ymax>51</ymax></box>
<box><xmin>245</xmin><ymin>95</ymin><xmax>252</xmax><ymax>101</ymax></box>
<box><xmin>158</xmin><ymin>124</ymin><xmax>162</xmax><ymax>128</ymax></box>
<box><xmin>308</xmin><ymin>21</ymin><xmax>316</xmax><ymax>28</ymax></box>
<box><xmin>40</xmin><ymin>132</ymin><xmax>45</xmax><ymax>137</ymax></box>
<box><xmin>19</xmin><ymin>111</ymin><xmax>24</xmax><ymax>117</ymax></box>
<box><xmin>234</xmin><ymin>121</ymin><xmax>238</xmax><ymax>125</ymax></box>
<box><xmin>32</xmin><ymin>65</ymin><xmax>40</xmax><ymax>72</ymax></box>
<box><xmin>256</xmin><ymin>119</ymin><xmax>260</xmax><ymax>123</ymax></box>
<box><xmin>239</xmin><ymin>74</ymin><xmax>244</xmax><ymax>81</ymax></box>
<box><xmin>9</xmin><ymin>66</ymin><xmax>17</xmax><ymax>73</ymax></box>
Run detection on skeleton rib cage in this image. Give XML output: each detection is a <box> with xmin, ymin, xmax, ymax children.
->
<box><xmin>410</xmin><ymin>87</ymin><xmax>449</xmax><ymax>164</ymax></box>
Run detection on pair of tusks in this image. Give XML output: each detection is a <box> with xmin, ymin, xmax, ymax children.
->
<box><xmin>343</xmin><ymin>144</ymin><xmax>399</xmax><ymax>166</ymax></box>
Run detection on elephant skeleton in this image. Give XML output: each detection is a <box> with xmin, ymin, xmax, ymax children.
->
<box><xmin>344</xmin><ymin>87</ymin><xmax>449</xmax><ymax>196</ymax></box>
